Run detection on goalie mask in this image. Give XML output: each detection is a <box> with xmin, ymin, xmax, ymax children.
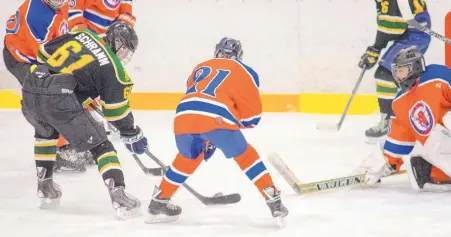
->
<box><xmin>391</xmin><ymin>46</ymin><xmax>426</xmax><ymax>92</ymax></box>
<box><xmin>104</xmin><ymin>21</ymin><xmax>138</xmax><ymax>66</ymax></box>
<box><xmin>214</xmin><ymin>37</ymin><xmax>243</xmax><ymax>60</ymax></box>
<box><xmin>44</xmin><ymin>0</ymin><xmax>68</xmax><ymax>10</ymax></box>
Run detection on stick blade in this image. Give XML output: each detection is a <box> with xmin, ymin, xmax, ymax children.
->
<box><xmin>316</xmin><ymin>122</ymin><xmax>339</xmax><ymax>131</ymax></box>
<box><xmin>201</xmin><ymin>193</ymin><xmax>241</xmax><ymax>205</ymax></box>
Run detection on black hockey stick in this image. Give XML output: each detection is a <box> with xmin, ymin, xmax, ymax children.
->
<box><xmin>316</xmin><ymin>68</ymin><xmax>366</xmax><ymax>131</ymax></box>
<box><xmin>398</xmin><ymin>0</ymin><xmax>451</xmax><ymax>45</ymax></box>
<box><xmin>88</xmin><ymin>103</ymin><xmax>163</xmax><ymax>176</ymax></box>
<box><xmin>140</xmin><ymin>150</ymin><xmax>241</xmax><ymax>205</ymax></box>
<box><xmin>88</xmin><ymin>103</ymin><xmax>241</xmax><ymax>205</ymax></box>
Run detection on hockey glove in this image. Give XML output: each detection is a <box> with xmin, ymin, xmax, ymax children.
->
<box><xmin>203</xmin><ymin>141</ymin><xmax>217</xmax><ymax>162</ymax></box>
<box><xmin>358</xmin><ymin>46</ymin><xmax>381</xmax><ymax>69</ymax></box>
<box><xmin>116</xmin><ymin>13</ymin><xmax>136</xmax><ymax>28</ymax></box>
<box><xmin>120</xmin><ymin>126</ymin><xmax>148</xmax><ymax>154</ymax></box>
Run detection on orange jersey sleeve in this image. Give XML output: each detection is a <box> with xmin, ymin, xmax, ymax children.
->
<box><xmin>68</xmin><ymin>0</ymin><xmax>88</xmax><ymax>30</ymax></box>
<box><xmin>174</xmin><ymin>59</ymin><xmax>262</xmax><ymax>135</ymax></box>
<box><xmin>383</xmin><ymin>113</ymin><xmax>416</xmax><ymax>170</ymax></box>
<box><xmin>230</xmin><ymin>60</ymin><xmax>262</xmax><ymax>128</ymax></box>
<box><xmin>5</xmin><ymin>0</ymin><xmax>69</xmax><ymax>64</ymax></box>
<box><xmin>68</xmin><ymin>0</ymin><xmax>135</xmax><ymax>35</ymax></box>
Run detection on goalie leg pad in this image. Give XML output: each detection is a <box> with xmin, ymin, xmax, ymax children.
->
<box><xmin>419</xmin><ymin>124</ymin><xmax>451</xmax><ymax>177</ymax></box>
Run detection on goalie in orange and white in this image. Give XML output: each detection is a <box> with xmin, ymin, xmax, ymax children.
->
<box><xmin>361</xmin><ymin>46</ymin><xmax>451</xmax><ymax>191</ymax></box>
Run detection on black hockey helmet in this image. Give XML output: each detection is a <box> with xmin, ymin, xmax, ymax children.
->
<box><xmin>104</xmin><ymin>21</ymin><xmax>138</xmax><ymax>65</ymax></box>
<box><xmin>214</xmin><ymin>37</ymin><xmax>243</xmax><ymax>60</ymax></box>
<box><xmin>391</xmin><ymin>46</ymin><xmax>426</xmax><ymax>92</ymax></box>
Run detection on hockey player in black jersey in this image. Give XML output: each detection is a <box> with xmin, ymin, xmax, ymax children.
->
<box><xmin>359</xmin><ymin>0</ymin><xmax>431</xmax><ymax>142</ymax></box>
<box><xmin>20</xmin><ymin>21</ymin><xmax>148</xmax><ymax>219</ymax></box>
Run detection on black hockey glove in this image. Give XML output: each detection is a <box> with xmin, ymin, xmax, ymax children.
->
<box><xmin>120</xmin><ymin>126</ymin><xmax>148</xmax><ymax>155</ymax></box>
<box><xmin>359</xmin><ymin>46</ymin><xmax>381</xmax><ymax>69</ymax></box>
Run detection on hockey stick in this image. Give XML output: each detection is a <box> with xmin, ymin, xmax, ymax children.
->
<box><xmin>88</xmin><ymin>103</ymin><xmax>163</xmax><ymax>176</ymax></box>
<box><xmin>88</xmin><ymin>103</ymin><xmax>241</xmax><ymax>205</ymax></box>
<box><xmin>316</xmin><ymin>68</ymin><xmax>366</xmax><ymax>131</ymax></box>
<box><xmin>268</xmin><ymin>152</ymin><xmax>406</xmax><ymax>195</ymax></box>
<box><xmin>140</xmin><ymin>150</ymin><xmax>241</xmax><ymax>205</ymax></box>
<box><xmin>398</xmin><ymin>0</ymin><xmax>451</xmax><ymax>45</ymax></box>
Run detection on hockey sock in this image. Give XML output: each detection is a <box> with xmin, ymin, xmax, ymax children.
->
<box><xmin>90</xmin><ymin>141</ymin><xmax>125</xmax><ymax>187</ymax></box>
<box><xmin>159</xmin><ymin>153</ymin><xmax>204</xmax><ymax>198</ymax></box>
<box><xmin>234</xmin><ymin>144</ymin><xmax>275</xmax><ymax>199</ymax></box>
<box><xmin>375</xmin><ymin>67</ymin><xmax>398</xmax><ymax>115</ymax></box>
<box><xmin>35</xmin><ymin>138</ymin><xmax>58</xmax><ymax>179</ymax></box>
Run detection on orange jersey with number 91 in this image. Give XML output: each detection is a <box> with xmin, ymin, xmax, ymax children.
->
<box><xmin>174</xmin><ymin>58</ymin><xmax>262</xmax><ymax>135</ymax></box>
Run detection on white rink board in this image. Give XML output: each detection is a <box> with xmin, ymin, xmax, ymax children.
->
<box><xmin>0</xmin><ymin>0</ymin><xmax>449</xmax><ymax>93</ymax></box>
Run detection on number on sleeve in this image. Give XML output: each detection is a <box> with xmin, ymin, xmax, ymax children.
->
<box><xmin>185</xmin><ymin>66</ymin><xmax>231</xmax><ymax>98</ymax></box>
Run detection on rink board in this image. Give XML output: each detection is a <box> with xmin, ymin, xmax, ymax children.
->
<box><xmin>0</xmin><ymin>90</ymin><xmax>380</xmax><ymax>114</ymax></box>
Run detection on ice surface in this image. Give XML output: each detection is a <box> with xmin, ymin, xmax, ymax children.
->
<box><xmin>1</xmin><ymin>110</ymin><xmax>450</xmax><ymax>237</ymax></box>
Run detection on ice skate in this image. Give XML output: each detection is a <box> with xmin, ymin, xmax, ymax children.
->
<box><xmin>146</xmin><ymin>185</ymin><xmax>181</xmax><ymax>224</ymax></box>
<box><xmin>105</xmin><ymin>179</ymin><xmax>141</xmax><ymax>220</ymax></box>
<box><xmin>37</xmin><ymin>168</ymin><xmax>62</xmax><ymax>209</ymax></box>
<box><xmin>365</xmin><ymin>113</ymin><xmax>389</xmax><ymax>143</ymax></box>
<box><xmin>54</xmin><ymin>145</ymin><xmax>88</xmax><ymax>173</ymax></box>
<box><xmin>264</xmin><ymin>186</ymin><xmax>288</xmax><ymax>228</ymax></box>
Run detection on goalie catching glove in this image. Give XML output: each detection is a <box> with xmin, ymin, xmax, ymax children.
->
<box><xmin>120</xmin><ymin>126</ymin><xmax>148</xmax><ymax>154</ymax></box>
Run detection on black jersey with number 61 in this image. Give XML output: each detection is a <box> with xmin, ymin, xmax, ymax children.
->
<box><xmin>37</xmin><ymin>29</ymin><xmax>133</xmax><ymax>125</ymax></box>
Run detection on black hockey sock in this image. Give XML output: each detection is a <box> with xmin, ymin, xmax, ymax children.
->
<box><xmin>34</xmin><ymin>138</ymin><xmax>58</xmax><ymax>179</ymax></box>
<box><xmin>90</xmin><ymin>140</ymin><xmax>125</xmax><ymax>187</ymax></box>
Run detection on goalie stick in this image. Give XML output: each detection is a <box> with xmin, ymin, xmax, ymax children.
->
<box><xmin>398</xmin><ymin>0</ymin><xmax>451</xmax><ymax>45</ymax></box>
<box><xmin>268</xmin><ymin>152</ymin><xmax>406</xmax><ymax>195</ymax></box>
<box><xmin>316</xmin><ymin>68</ymin><xmax>366</xmax><ymax>132</ymax></box>
<box><xmin>88</xmin><ymin>104</ymin><xmax>241</xmax><ymax>205</ymax></box>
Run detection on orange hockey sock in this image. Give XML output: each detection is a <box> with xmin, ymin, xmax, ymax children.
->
<box><xmin>234</xmin><ymin>144</ymin><xmax>275</xmax><ymax>199</ymax></box>
<box><xmin>159</xmin><ymin>153</ymin><xmax>204</xmax><ymax>198</ymax></box>
<box><xmin>56</xmin><ymin>136</ymin><xmax>67</xmax><ymax>148</ymax></box>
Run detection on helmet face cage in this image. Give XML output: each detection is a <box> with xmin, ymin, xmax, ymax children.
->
<box><xmin>44</xmin><ymin>0</ymin><xmax>67</xmax><ymax>10</ymax></box>
<box><xmin>104</xmin><ymin>22</ymin><xmax>138</xmax><ymax>66</ymax></box>
<box><xmin>214</xmin><ymin>38</ymin><xmax>243</xmax><ymax>60</ymax></box>
<box><xmin>391</xmin><ymin>46</ymin><xmax>426</xmax><ymax>92</ymax></box>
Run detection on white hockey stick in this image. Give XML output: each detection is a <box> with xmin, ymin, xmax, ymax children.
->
<box><xmin>398</xmin><ymin>0</ymin><xmax>451</xmax><ymax>45</ymax></box>
<box><xmin>316</xmin><ymin>68</ymin><xmax>366</xmax><ymax>131</ymax></box>
<box><xmin>268</xmin><ymin>152</ymin><xmax>406</xmax><ymax>195</ymax></box>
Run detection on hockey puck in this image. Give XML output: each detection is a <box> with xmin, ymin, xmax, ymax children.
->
<box><xmin>213</xmin><ymin>192</ymin><xmax>223</xmax><ymax>197</ymax></box>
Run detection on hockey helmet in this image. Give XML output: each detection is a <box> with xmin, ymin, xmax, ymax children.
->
<box><xmin>104</xmin><ymin>21</ymin><xmax>138</xmax><ymax>66</ymax></box>
<box><xmin>214</xmin><ymin>37</ymin><xmax>243</xmax><ymax>60</ymax></box>
<box><xmin>391</xmin><ymin>46</ymin><xmax>426</xmax><ymax>92</ymax></box>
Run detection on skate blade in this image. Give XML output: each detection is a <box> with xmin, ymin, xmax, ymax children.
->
<box><xmin>39</xmin><ymin>197</ymin><xmax>61</xmax><ymax>210</ymax></box>
<box><xmin>114</xmin><ymin>207</ymin><xmax>141</xmax><ymax>220</ymax></box>
<box><xmin>145</xmin><ymin>214</ymin><xmax>179</xmax><ymax>224</ymax></box>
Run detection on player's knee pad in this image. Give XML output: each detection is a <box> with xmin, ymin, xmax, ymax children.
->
<box><xmin>89</xmin><ymin>140</ymin><xmax>116</xmax><ymax>162</ymax></box>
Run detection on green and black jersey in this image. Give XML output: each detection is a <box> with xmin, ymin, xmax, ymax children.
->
<box><xmin>374</xmin><ymin>0</ymin><xmax>428</xmax><ymax>49</ymax></box>
<box><xmin>37</xmin><ymin>29</ymin><xmax>134</xmax><ymax>130</ymax></box>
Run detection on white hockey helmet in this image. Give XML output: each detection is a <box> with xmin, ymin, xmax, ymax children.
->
<box><xmin>44</xmin><ymin>0</ymin><xmax>68</xmax><ymax>10</ymax></box>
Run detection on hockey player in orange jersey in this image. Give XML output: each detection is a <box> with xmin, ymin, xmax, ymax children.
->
<box><xmin>362</xmin><ymin>46</ymin><xmax>451</xmax><ymax>191</ymax></box>
<box><xmin>68</xmin><ymin>0</ymin><xmax>135</xmax><ymax>36</ymax></box>
<box><xmin>146</xmin><ymin>37</ymin><xmax>289</xmax><ymax>226</ymax></box>
<box><xmin>3</xmin><ymin>0</ymin><xmax>69</xmax><ymax>86</ymax></box>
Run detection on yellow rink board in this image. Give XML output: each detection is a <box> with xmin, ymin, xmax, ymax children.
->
<box><xmin>0</xmin><ymin>90</ymin><xmax>379</xmax><ymax>115</ymax></box>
